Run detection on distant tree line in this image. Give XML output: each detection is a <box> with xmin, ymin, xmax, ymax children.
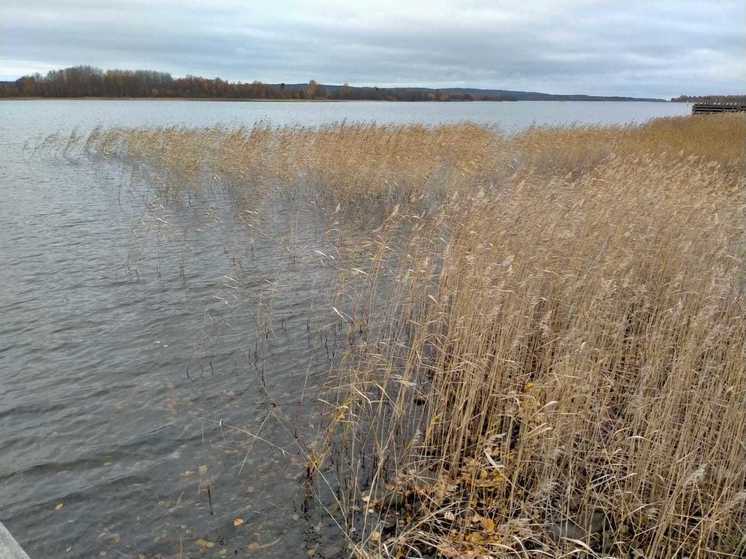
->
<box><xmin>672</xmin><ymin>94</ymin><xmax>746</xmax><ymax>104</ymax></box>
<box><xmin>0</xmin><ymin>65</ymin><xmax>517</xmax><ymax>101</ymax></box>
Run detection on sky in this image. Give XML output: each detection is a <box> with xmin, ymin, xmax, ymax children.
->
<box><xmin>1</xmin><ymin>0</ymin><xmax>745</xmax><ymax>98</ymax></box>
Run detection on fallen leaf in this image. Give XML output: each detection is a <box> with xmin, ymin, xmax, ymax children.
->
<box><xmin>195</xmin><ymin>538</ymin><xmax>215</xmax><ymax>549</ymax></box>
<box><xmin>198</xmin><ymin>465</ymin><xmax>209</xmax><ymax>475</ymax></box>
<box><xmin>233</xmin><ymin>517</ymin><xmax>245</xmax><ymax>527</ymax></box>
<box><xmin>54</xmin><ymin>502</ymin><xmax>64</xmax><ymax>511</ymax></box>
<box><xmin>247</xmin><ymin>537</ymin><xmax>281</xmax><ymax>552</ymax></box>
<box><xmin>466</xmin><ymin>531</ymin><xmax>487</xmax><ymax>544</ymax></box>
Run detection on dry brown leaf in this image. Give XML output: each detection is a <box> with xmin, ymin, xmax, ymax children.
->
<box><xmin>247</xmin><ymin>537</ymin><xmax>281</xmax><ymax>552</ymax></box>
<box><xmin>195</xmin><ymin>538</ymin><xmax>215</xmax><ymax>549</ymax></box>
<box><xmin>480</xmin><ymin>516</ymin><xmax>496</xmax><ymax>533</ymax></box>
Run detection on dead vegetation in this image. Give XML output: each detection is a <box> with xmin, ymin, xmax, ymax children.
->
<box><xmin>50</xmin><ymin>114</ymin><xmax>746</xmax><ymax>557</ymax></box>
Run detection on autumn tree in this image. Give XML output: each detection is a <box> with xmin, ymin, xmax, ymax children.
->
<box><xmin>306</xmin><ymin>80</ymin><xmax>320</xmax><ymax>99</ymax></box>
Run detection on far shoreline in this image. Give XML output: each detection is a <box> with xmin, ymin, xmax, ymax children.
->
<box><xmin>0</xmin><ymin>96</ymin><xmax>671</xmax><ymax>103</ymax></box>
<box><xmin>1</xmin><ymin>96</ymin><xmax>376</xmax><ymax>103</ymax></box>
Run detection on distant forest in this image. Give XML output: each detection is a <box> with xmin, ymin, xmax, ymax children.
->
<box><xmin>0</xmin><ymin>65</ymin><xmax>517</xmax><ymax>101</ymax></box>
<box><xmin>0</xmin><ymin>65</ymin><xmax>666</xmax><ymax>102</ymax></box>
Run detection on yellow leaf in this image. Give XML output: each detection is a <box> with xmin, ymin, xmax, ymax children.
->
<box><xmin>195</xmin><ymin>538</ymin><xmax>215</xmax><ymax>549</ymax></box>
<box><xmin>54</xmin><ymin>502</ymin><xmax>64</xmax><ymax>511</ymax></box>
<box><xmin>466</xmin><ymin>531</ymin><xmax>486</xmax><ymax>544</ymax></box>
<box><xmin>480</xmin><ymin>517</ymin><xmax>496</xmax><ymax>533</ymax></box>
<box><xmin>233</xmin><ymin>517</ymin><xmax>245</xmax><ymax>527</ymax></box>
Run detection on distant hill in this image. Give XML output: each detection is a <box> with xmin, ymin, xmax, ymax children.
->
<box><xmin>270</xmin><ymin>83</ymin><xmax>664</xmax><ymax>102</ymax></box>
<box><xmin>0</xmin><ymin>65</ymin><xmax>665</xmax><ymax>102</ymax></box>
<box><xmin>442</xmin><ymin>88</ymin><xmax>663</xmax><ymax>101</ymax></box>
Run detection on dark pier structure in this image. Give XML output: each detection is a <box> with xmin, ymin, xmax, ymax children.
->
<box><xmin>691</xmin><ymin>98</ymin><xmax>746</xmax><ymax>115</ymax></box>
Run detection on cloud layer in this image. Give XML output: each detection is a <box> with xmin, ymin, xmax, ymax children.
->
<box><xmin>2</xmin><ymin>0</ymin><xmax>744</xmax><ymax>97</ymax></box>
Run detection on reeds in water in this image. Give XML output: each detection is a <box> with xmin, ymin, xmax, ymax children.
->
<box><xmin>48</xmin><ymin>114</ymin><xmax>746</xmax><ymax>557</ymax></box>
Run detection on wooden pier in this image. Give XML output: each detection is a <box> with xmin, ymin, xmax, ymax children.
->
<box><xmin>0</xmin><ymin>522</ymin><xmax>29</xmax><ymax>559</ymax></box>
<box><xmin>692</xmin><ymin>102</ymin><xmax>746</xmax><ymax>114</ymax></box>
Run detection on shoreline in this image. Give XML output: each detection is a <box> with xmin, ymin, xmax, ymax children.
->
<box><xmin>0</xmin><ymin>96</ymin><xmax>491</xmax><ymax>103</ymax></box>
<box><xmin>0</xmin><ymin>96</ymin><xmax>670</xmax><ymax>103</ymax></box>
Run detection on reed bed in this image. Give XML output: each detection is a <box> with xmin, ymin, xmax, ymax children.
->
<box><xmin>330</xmin><ymin>155</ymin><xmax>746</xmax><ymax>558</ymax></box>
<box><xmin>50</xmin><ymin>114</ymin><xmax>746</xmax><ymax>557</ymax></box>
<box><xmin>513</xmin><ymin>115</ymin><xmax>746</xmax><ymax>180</ymax></box>
<box><xmin>75</xmin><ymin>122</ymin><xmax>510</xmax><ymax>214</ymax></box>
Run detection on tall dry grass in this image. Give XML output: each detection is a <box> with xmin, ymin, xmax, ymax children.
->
<box><xmin>75</xmin><ymin>122</ymin><xmax>509</xmax><ymax>214</ymax></box>
<box><xmin>50</xmin><ymin>114</ymin><xmax>746</xmax><ymax>557</ymax></box>
<box><xmin>330</xmin><ymin>156</ymin><xmax>746</xmax><ymax>558</ymax></box>
<box><xmin>514</xmin><ymin>115</ymin><xmax>746</xmax><ymax>179</ymax></box>
<box><xmin>324</xmin><ymin>116</ymin><xmax>746</xmax><ymax>559</ymax></box>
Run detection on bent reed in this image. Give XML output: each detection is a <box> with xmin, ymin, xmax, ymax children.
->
<box><xmin>54</xmin><ymin>115</ymin><xmax>746</xmax><ymax>557</ymax></box>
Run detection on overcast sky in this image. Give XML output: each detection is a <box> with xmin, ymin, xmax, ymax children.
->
<box><xmin>2</xmin><ymin>0</ymin><xmax>744</xmax><ymax>97</ymax></box>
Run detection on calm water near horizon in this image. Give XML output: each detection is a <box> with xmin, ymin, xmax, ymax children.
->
<box><xmin>0</xmin><ymin>100</ymin><xmax>691</xmax><ymax>557</ymax></box>
<box><xmin>1</xmin><ymin>98</ymin><xmax>690</xmax><ymax>131</ymax></box>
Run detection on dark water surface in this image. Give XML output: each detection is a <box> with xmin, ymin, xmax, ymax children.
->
<box><xmin>0</xmin><ymin>100</ymin><xmax>690</xmax><ymax>558</ymax></box>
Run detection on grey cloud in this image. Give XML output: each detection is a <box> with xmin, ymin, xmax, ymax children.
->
<box><xmin>1</xmin><ymin>0</ymin><xmax>744</xmax><ymax>97</ymax></box>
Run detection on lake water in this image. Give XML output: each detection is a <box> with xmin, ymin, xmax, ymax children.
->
<box><xmin>0</xmin><ymin>100</ymin><xmax>691</xmax><ymax>558</ymax></box>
